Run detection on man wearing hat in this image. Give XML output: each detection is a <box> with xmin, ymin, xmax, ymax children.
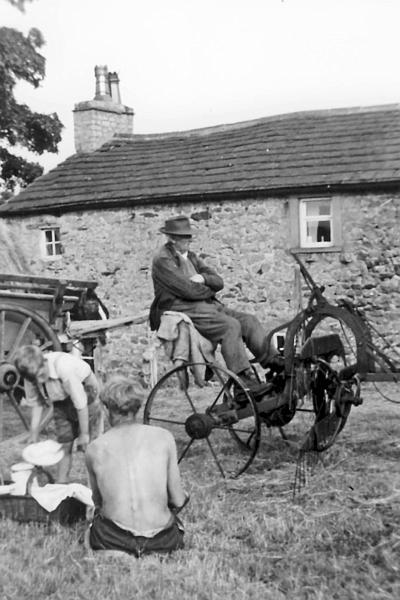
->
<box><xmin>150</xmin><ymin>215</ymin><xmax>272</xmax><ymax>385</ymax></box>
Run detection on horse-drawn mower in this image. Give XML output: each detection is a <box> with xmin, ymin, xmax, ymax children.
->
<box><xmin>143</xmin><ymin>254</ymin><xmax>400</xmax><ymax>481</ymax></box>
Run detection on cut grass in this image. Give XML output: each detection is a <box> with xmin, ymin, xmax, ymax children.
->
<box><xmin>0</xmin><ymin>385</ymin><xmax>399</xmax><ymax>599</ymax></box>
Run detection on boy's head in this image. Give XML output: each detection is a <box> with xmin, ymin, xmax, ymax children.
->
<box><xmin>14</xmin><ymin>345</ymin><xmax>48</xmax><ymax>383</ymax></box>
<box><xmin>100</xmin><ymin>375</ymin><xmax>143</xmax><ymax>418</ymax></box>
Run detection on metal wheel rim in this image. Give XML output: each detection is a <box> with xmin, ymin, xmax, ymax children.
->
<box><xmin>144</xmin><ymin>362</ymin><xmax>261</xmax><ymax>479</ymax></box>
<box><xmin>0</xmin><ymin>302</ymin><xmax>61</xmax><ymax>441</ymax></box>
<box><xmin>282</xmin><ymin>311</ymin><xmax>358</xmax><ymax>451</ymax></box>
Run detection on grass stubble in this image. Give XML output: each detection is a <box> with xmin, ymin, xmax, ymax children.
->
<box><xmin>0</xmin><ymin>384</ymin><xmax>399</xmax><ymax>600</ymax></box>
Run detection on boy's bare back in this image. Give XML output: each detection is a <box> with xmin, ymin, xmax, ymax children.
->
<box><xmin>86</xmin><ymin>423</ymin><xmax>185</xmax><ymax>536</ymax></box>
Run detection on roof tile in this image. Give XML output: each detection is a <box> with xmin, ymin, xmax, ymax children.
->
<box><xmin>2</xmin><ymin>104</ymin><xmax>400</xmax><ymax>215</ymax></box>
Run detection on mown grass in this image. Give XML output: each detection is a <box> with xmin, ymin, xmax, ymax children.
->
<box><xmin>0</xmin><ymin>384</ymin><xmax>399</xmax><ymax>600</ymax></box>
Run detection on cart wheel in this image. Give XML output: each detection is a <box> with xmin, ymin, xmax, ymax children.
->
<box><xmin>143</xmin><ymin>362</ymin><xmax>261</xmax><ymax>480</ymax></box>
<box><xmin>0</xmin><ymin>302</ymin><xmax>61</xmax><ymax>441</ymax></box>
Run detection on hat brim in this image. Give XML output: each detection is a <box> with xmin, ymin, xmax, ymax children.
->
<box><xmin>22</xmin><ymin>441</ymin><xmax>65</xmax><ymax>467</ymax></box>
<box><xmin>159</xmin><ymin>227</ymin><xmax>193</xmax><ymax>237</ymax></box>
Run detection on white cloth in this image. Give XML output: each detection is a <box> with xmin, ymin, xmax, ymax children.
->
<box><xmin>158</xmin><ymin>311</ymin><xmax>215</xmax><ymax>359</ymax></box>
<box><xmin>157</xmin><ymin>311</ymin><xmax>216</xmax><ymax>385</ymax></box>
<box><xmin>29</xmin><ymin>483</ymin><xmax>94</xmax><ymax>512</ymax></box>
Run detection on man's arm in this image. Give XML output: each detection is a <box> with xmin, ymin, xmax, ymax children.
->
<box><xmin>60</xmin><ymin>373</ymin><xmax>90</xmax><ymax>449</ymax></box>
<box><xmin>152</xmin><ymin>253</ymin><xmax>218</xmax><ymax>301</ymax></box>
<box><xmin>76</xmin><ymin>405</ymin><xmax>90</xmax><ymax>450</ymax></box>
<box><xmin>190</xmin><ymin>254</ymin><xmax>224</xmax><ymax>292</ymax></box>
<box><xmin>166</xmin><ymin>432</ymin><xmax>188</xmax><ymax>509</ymax></box>
<box><xmin>29</xmin><ymin>404</ymin><xmax>44</xmax><ymax>442</ymax></box>
<box><xmin>23</xmin><ymin>381</ymin><xmax>43</xmax><ymax>442</ymax></box>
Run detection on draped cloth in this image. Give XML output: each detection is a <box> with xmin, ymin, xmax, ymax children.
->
<box><xmin>157</xmin><ymin>311</ymin><xmax>217</xmax><ymax>386</ymax></box>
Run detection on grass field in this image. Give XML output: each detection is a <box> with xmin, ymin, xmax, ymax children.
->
<box><xmin>0</xmin><ymin>384</ymin><xmax>399</xmax><ymax>600</ymax></box>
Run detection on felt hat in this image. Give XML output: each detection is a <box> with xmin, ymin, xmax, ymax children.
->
<box><xmin>160</xmin><ymin>216</ymin><xmax>193</xmax><ymax>237</ymax></box>
<box><xmin>22</xmin><ymin>440</ymin><xmax>64</xmax><ymax>467</ymax></box>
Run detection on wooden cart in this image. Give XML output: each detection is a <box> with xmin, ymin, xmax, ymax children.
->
<box><xmin>0</xmin><ymin>273</ymin><xmax>147</xmax><ymax>442</ymax></box>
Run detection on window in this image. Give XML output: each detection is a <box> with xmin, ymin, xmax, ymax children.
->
<box><xmin>42</xmin><ymin>228</ymin><xmax>63</xmax><ymax>258</ymax></box>
<box><xmin>289</xmin><ymin>197</ymin><xmax>342</xmax><ymax>252</ymax></box>
<box><xmin>300</xmin><ymin>199</ymin><xmax>332</xmax><ymax>247</ymax></box>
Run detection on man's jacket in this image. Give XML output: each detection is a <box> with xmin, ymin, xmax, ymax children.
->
<box><xmin>150</xmin><ymin>242</ymin><xmax>224</xmax><ymax>330</ymax></box>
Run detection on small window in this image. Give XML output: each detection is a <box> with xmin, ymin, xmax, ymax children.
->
<box><xmin>289</xmin><ymin>197</ymin><xmax>342</xmax><ymax>253</ymax></box>
<box><xmin>300</xmin><ymin>199</ymin><xmax>333</xmax><ymax>248</ymax></box>
<box><xmin>42</xmin><ymin>228</ymin><xmax>63</xmax><ymax>258</ymax></box>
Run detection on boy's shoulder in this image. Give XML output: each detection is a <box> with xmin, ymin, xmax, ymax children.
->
<box><xmin>137</xmin><ymin>423</ymin><xmax>175</xmax><ymax>445</ymax></box>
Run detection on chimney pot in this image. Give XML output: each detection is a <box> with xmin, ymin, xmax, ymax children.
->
<box><xmin>108</xmin><ymin>72</ymin><xmax>122</xmax><ymax>104</ymax></box>
<box><xmin>94</xmin><ymin>65</ymin><xmax>111</xmax><ymax>101</ymax></box>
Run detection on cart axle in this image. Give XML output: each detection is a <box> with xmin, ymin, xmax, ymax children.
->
<box><xmin>185</xmin><ymin>413</ymin><xmax>216</xmax><ymax>439</ymax></box>
<box><xmin>0</xmin><ymin>362</ymin><xmax>19</xmax><ymax>391</ymax></box>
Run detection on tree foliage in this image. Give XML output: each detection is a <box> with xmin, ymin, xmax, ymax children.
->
<box><xmin>6</xmin><ymin>0</ymin><xmax>34</xmax><ymax>10</ymax></box>
<box><xmin>0</xmin><ymin>2</ymin><xmax>63</xmax><ymax>194</ymax></box>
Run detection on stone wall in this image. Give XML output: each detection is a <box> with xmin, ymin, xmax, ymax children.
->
<box><xmin>298</xmin><ymin>197</ymin><xmax>400</xmax><ymax>340</ymax></box>
<box><xmin>2</xmin><ymin>193</ymin><xmax>400</xmax><ymax>381</ymax></box>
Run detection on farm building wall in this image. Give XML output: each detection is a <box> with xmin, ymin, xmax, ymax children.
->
<box><xmin>2</xmin><ymin>193</ymin><xmax>400</xmax><ymax>382</ymax></box>
<box><xmin>0</xmin><ymin>220</ymin><xmax>31</xmax><ymax>273</ymax></box>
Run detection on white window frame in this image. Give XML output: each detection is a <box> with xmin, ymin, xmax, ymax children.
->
<box><xmin>299</xmin><ymin>198</ymin><xmax>334</xmax><ymax>249</ymax></box>
<box><xmin>289</xmin><ymin>197</ymin><xmax>342</xmax><ymax>253</ymax></box>
<box><xmin>41</xmin><ymin>227</ymin><xmax>63</xmax><ymax>260</ymax></box>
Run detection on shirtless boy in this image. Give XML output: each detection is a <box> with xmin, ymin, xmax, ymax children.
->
<box><xmin>85</xmin><ymin>375</ymin><xmax>188</xmax><ymax>556</ymax></box>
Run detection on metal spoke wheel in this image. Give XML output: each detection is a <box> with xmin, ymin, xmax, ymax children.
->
<box><xmin>0</xmin><ymin>303</ymin><xmax>61</xmax><ymax>441</ymax></box>
<box><xmin>284</xmin><ymin>304</ymin><xmax>372</xmax><ymax>381</ymax></box>
<box><xmin>290</xmin><ymin>358</ymin><xmax>357</xmax><ymax>453</ymax></box>
<box><xmin>281</xmin><ymin>307</ymin><xmax>364</xmax><ymax>451</ymax></box>
<box><xmin>143</xmin><ymin>362</ymin><xmax>261</xmax><ymax>480</ymax></box>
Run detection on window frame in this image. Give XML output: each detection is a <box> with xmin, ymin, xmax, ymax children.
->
<box><xmin>299</xmin><ymin>198</ymin><xmax>333</xmax><ymax>248</ymax></box>
<box><xmin>41</xmin><ymin>227</ymin><xmax>63</xmax><ymax>260</ymax></box>
<box><xmin>289</xmin><ymin>196</ymin><xmax>342</xmax><ymax>254</ymax></box>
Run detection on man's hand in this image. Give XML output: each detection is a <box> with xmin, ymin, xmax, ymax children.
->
<box><xmin>77</xmin><ymin>432</ymin><xmax>90</xmax><ymax>452</ymax></box>
<box><xmin>168</xmin><ymin>491</ymin><xmax>190</xmax><ymax>514</ymax></box>
<box><xmin>190</xmin><ymin>274</ymin><xmax>205</xmax><ymax>284</ymax></box>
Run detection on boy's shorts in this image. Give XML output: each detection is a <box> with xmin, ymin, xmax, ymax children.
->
<box><xmin>53</xmin><ymin>374</ymin><xmax>103</xmax><ymax>443</ymax></box>
<box><xmin>53</xmin><ymin>399</ymin><xmax>103</xmax><ymax>443</ymax></box>
<box><xmin>89</xmin><ymin>512</ymin><xmax>184</xmax><ymax>557</ymax></box>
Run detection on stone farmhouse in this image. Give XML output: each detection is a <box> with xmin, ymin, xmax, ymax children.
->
<box><xmin>1</xmin><ymin>66</ymin><xmax>400</xmax><ymax>377</ymax></box>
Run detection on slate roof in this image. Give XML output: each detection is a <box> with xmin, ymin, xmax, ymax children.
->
<box><xmin>2</xmin><ymin>103</ymin><xmax>400</xmax><ymax>216</ymax></box>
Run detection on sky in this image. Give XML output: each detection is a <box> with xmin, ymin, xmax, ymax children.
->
<box><xmin>2</xmin><ymin>0</ymin><xmax>400</xmax><ymax>171</ymax></box>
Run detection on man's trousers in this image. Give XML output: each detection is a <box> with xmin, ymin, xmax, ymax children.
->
<box><xmin>170</xmin><ymin>300</ymin><xmax>270</xmax><ymax>374</ymax></box>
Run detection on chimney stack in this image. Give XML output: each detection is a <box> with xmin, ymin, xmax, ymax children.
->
<box><xmin>73</xmin><ymin>65</ymin><xmax>134</xmax><ymax>154</ymax></box>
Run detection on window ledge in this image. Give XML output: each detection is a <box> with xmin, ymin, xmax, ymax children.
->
<box><xmin>290</xmin><ymin>246</ymin><xmax>343</xmax><ymax>254</ymax></box>
<box><xmin>41</xmin><ymin>254</ymin><xmax>63</xmax><ymax>262</ymax></box>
